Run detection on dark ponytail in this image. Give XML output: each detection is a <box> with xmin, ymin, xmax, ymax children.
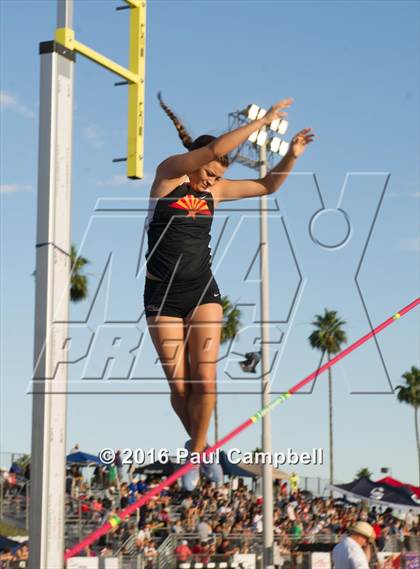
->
<box><xmin>157</xmin><ymin>92</ymin><xmax>193</xmax><ymax>150</ymax></box>
<box><xmin>157</xmin><ymin>92</ymin><xmax>229</xmax><ymax>168</ymax></box>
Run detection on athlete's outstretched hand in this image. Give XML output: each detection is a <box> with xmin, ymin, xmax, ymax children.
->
<box><xmin>289</xmin><ymin>128</ymin><xmax>315</xmax><ymax>157</ymax></box>
<box><xmin>263</xmin><ymin>98</ymin><xmax>294</xmax><ymax>125</ymax></box>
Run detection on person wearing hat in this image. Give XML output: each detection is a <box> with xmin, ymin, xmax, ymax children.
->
<box><xmin>332</xmin><ymin>521</ymin><xmax>376</xmax><ymax>569</ymax></box>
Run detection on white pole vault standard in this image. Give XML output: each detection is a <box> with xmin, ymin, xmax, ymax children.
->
<box><xmin>259</xmin><ymin>138</ymin><xmax>275</xmax><ymax>569</ymax></box>
<box><xmin>29</xmin><ymin>1</ymin><xmax>74</xmax><ymax>567</ymax></box>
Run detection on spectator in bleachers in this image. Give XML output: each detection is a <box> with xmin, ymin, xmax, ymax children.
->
<box><xmin>197</xmin><ymin>516</ymin><xmax>212</xmax><ymax>541</ymax></box>
<box><xmin>175</xmin><ymin>539</ymin><xmax>192</xmax><ymax>563</ymax></box>
<box><xmin>217</xmin><ymin>537</ymin><xmax>237</xmax><ymax>560</ymax></box>
<box><xmin>137</xmin><ymin>522</ymin><xmax>152</xmax><ymax>548</ymax></box>
<box><xmin>107</xmin><ymin>463</ymin><xmax>119</xmax><ymax>490</ymax></box>
<box><xmin>143</xmin><ymin>539</ymin><xmax>158</xmax><ymax>567</ymax></box>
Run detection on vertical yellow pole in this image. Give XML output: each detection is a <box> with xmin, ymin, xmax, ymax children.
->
<box><xmin>127</xmin><ymin>1</ymin><xmax>146</xmax><ymax>179</ymax></box>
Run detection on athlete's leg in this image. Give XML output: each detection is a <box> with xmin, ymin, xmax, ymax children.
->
<box><xmin>146</xmin><ymin>315</ymin><xmax>192</xmax><ymax>435</ymax></box>
<box><xmin>184</xmin><ymin>303</ymin><xmax>223</xmax><ymax>453</ymax></box>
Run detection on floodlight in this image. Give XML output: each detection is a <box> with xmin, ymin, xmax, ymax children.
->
<box><xmin>279</xmin><ymin>140</ymin><xmax>290</xmax><ymax>156</ymax></box>
<box><xmin>257</xmin><ymin>108</ymin><xmax>267</xmax><ymax>120</ymax></box>
<box><xmin>256</xmin><ymin>131</ymin><xmax>268</xmax><ymax>146</ymax></box>
<box><xmin>270</xmin><ymin>119</ymin><xmax>280</xmax><ymax>132</ymax></box>
<box><xmin>248</xmin><ymin>131</ymin><xmax>258</xmax><ymax>143</ymax></box>
<box><xmin>239</xmin><ymin>351</ymin><xmax>261</xmax><ymax>373</ymax></box>
<box><xmin>270</xmin><ymin>137</ymin><xmax>281</xmax><ymax>152</ymax></box>
<box><xmin>247</xmin><ymin>104</ymin><xmax>259</xmax><ymax>120</ymax></box>
<box><xmin>278</xmin><ymin>119</ymin><xmax>288</xmax><ymax>135</ymax></box>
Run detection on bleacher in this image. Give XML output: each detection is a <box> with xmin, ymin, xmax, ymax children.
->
<box><xmin>178</xmin><ymin>563</ymin><xmax>242</xmax><ymax>568</ymax></box>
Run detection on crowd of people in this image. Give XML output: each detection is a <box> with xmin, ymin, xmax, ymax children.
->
<box><xmin>1</xmin><ymin>454</ymin><xmax>419</xmax><ymax>566</ymax></box>
<box><xmin>0</xmin><ymin>543</ymin><xmax>29</xmax><ymax>566</ymax></box>
<box><xmin>63</xmin><ymin>458</ymin><xmax>420</xmax><ymax>564</ymax></box>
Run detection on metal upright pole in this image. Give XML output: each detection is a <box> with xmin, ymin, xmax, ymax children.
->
<box><xmin>259</xmin><ymin>138</ymin><xmax>274</xmax><ymax>568</ymax></box>
<box><xmin>29</xmin><ymin>1</ymin><xmax>74</xmax><ymax>567</ymax></box>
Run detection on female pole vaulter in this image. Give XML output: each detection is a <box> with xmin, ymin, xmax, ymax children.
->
<box><xmin>143</xmin><ymin>94</ymin><xmax>314</xmax><ymax>490</ymax></box>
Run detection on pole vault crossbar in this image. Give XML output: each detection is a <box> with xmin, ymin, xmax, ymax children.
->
<box><xmin>64</xmin><ymin>297</ymin><xmax>419</xmax><ymax>560</ymax></box>
<box><xmin>55</xmin><ymin>0</ymin><xmax>146</xmax><ymax>179</ymax></box>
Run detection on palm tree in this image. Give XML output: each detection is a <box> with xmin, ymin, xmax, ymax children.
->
<box><xmin>308</xmin><ymin>309</ymin><xmax>347</xmax><ymax>486</ymax></box>
<box><xmin>69</xmin><ymin>244</ymin><xmax>89</xmax><ymax>302</ymax></box>
<box><xmin>214</xmin><ymin>296</ymin><xmax>242</xmax><ymax>442</ymax></box>
<box><xmin>15</xmin><ymin>454</ymin><xmax>31</xmax><ymax>469</ymax></box>
<box><xmin>32</xmin><ymin>244</ymin><xmax>90</xmax><ymax>303</ymax></box>
<box><xmin>395</xmin><ymin>366</ymin><xmax>420</xmax><ymax>485</ymax></box>
<box><xmin>221</xmin><ymin>296</ymin><xmax>242</xmax><ymax>344</ymax></box>
<box><xmin>355</xmin><ymin>467</ymin><xmax>372</xmax><ymax>479</ymax></box>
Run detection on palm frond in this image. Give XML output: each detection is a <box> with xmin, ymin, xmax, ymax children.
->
<box><xmin>395</xmin><ymin>366</ymin><xmax>420</xmax><ymax>408</ymax></box>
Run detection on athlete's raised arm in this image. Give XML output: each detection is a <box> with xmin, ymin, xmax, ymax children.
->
<box><xmin>156</xmin><ymin>96</ymin><xmax>293</xmax><ymax>181</ymax></box>
<box><xmin>212</xmin><ymin>127</ymin><xmax>315</xmax><ymax>204</ymax></box>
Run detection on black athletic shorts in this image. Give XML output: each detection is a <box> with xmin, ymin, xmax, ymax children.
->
<box><xmin>143</xmin><ymin>274</ymin><xmax>223</xmax><ymax>319</ymax></box>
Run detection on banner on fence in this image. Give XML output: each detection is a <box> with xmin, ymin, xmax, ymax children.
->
<box><xmin>311</xmin><ymin>552</ymin><xmax>332</xmax><ymax>569</ymax></box>
<box><xmin>377</xmin><ymin>552</ymin><xmax>402</xmax><ymax>569</ymax></box>
<box><xmin>67</xmin><ymin>558</ymin><xmax>98</xmax><ymax>569</ymax></box>
<box><xmin>101</xmin><ymin>558</ymin><xmax>120</xmax><ymax>569</ymax></box>
<box><xmin>233</xmin><ymin>553</ymin><xmax>256</xmax><ymax>569</ymax></box>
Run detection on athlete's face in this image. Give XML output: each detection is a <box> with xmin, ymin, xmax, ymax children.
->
<box><xmin>188</xmin><ymin>160</ymin><xmax>227</xmax><ymax>192</ymax></box>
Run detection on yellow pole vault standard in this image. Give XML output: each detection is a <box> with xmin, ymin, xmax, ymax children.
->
<box><xmin>127</xmin><ymin>0</ymin><xmax>146</xmax><ymax>179</ymax></box>
<box><xmin>55</xmin><ymin>0</ymin><xmax>146</xmax><ymax>179</ymax></box>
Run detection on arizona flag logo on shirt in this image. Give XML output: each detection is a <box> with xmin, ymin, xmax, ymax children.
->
<box><xmin>169</xmin><ymin>194</ymin><xmax>212</xmax><ymax>219</ymax></box>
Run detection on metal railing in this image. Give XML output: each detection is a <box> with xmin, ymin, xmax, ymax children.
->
<box><xmin>0</xmin><ymin>479</ymin><xmax>30</xmax><ymax>531</ymax></box>
<box><xmin>0</xmin><ymin>541</ymin><xmax>419</xmax><ymax>569</ymax></box>
<box><xmin>157</xmin><ymin>534</ymin><xmax>177</xmax><ymax>569</ymax></box>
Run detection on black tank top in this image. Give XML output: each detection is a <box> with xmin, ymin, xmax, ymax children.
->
<box><xmin>145</xmin><ymin>183</ymin><xmax>215</xmax><ymax>284</ymax></box>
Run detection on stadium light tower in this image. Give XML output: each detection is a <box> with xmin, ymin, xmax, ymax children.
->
<box><xmin>228</xmin><ymin>104</ymin><xmax>290</xmax><ymax>569</ymax></box>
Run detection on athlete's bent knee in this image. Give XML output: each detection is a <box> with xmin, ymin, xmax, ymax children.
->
<box><xmin>169</xmin><ymin>379</ymin><xmax>190</xmax><ymax>399</ymax></box>
<box><xmin>190</xmin><ymin>373</ymin><xmax>217</xmax><ymax>395</ymax></box>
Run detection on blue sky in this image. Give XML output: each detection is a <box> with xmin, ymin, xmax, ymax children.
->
<box><xmin>1</xmin><ymin>0</ymin><xmax>419</xmax><ymax>487</ymax></box>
